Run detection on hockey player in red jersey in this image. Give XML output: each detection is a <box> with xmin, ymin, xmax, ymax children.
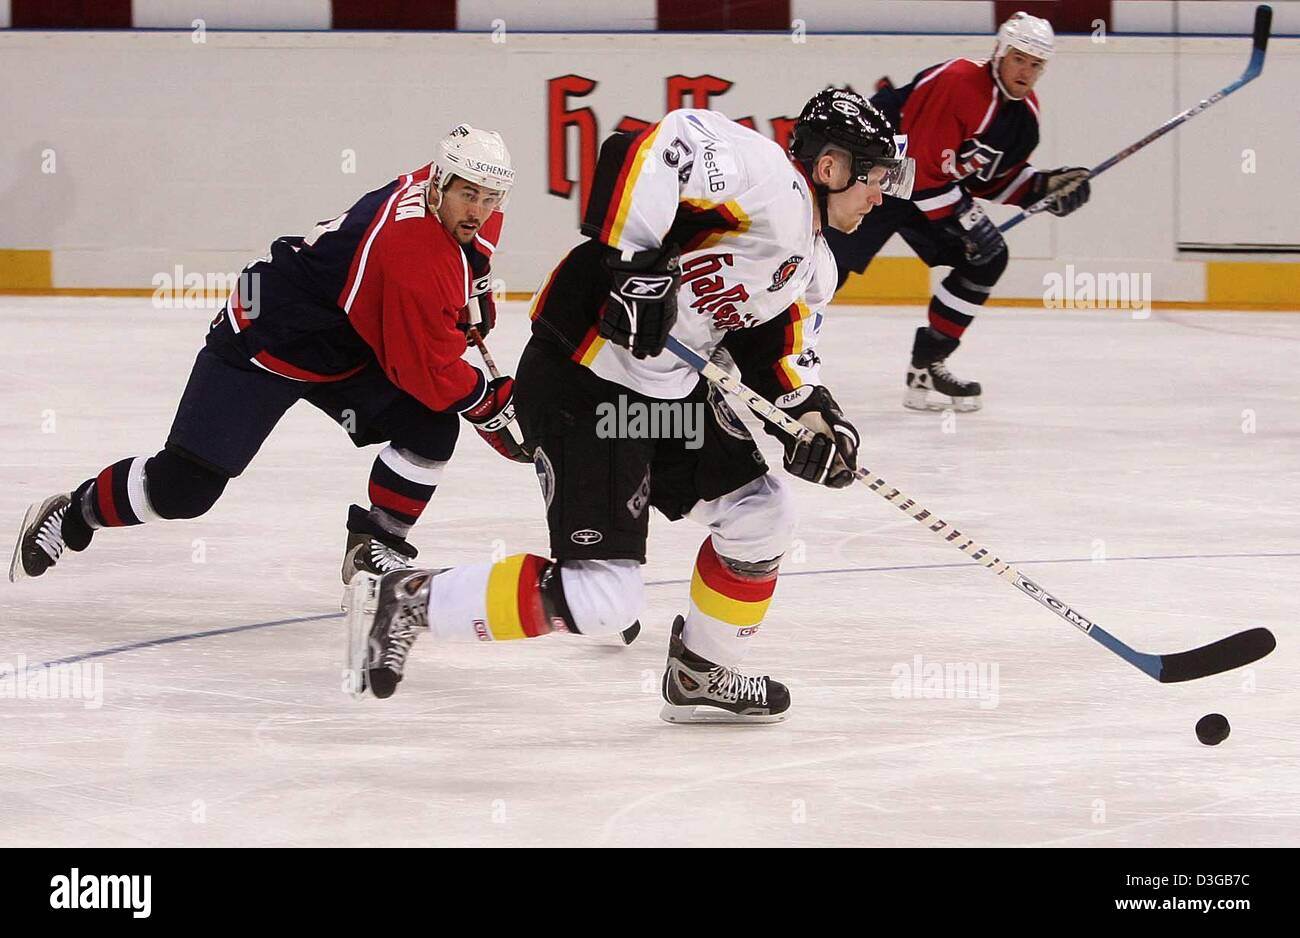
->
<box><xmin>343</xmin><ymin>89</ymin><xmax>916</xmax><ymax>723</ymax></box>
<box><xmin>10</xmin><ymin>125</ymin><xmax>528</xmax><ymax>585</ymax></box>
<box><xmin>824</xmin><ymin>11</ymin><xmax>1092</xmax><ymax>412</ymax></box>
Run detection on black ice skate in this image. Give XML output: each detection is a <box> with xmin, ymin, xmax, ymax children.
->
<box><xmin>341</xmin><ymin>504</ymin><xmax>417</xmax><ymax>584</ymax></box>
<box><xmin>904</xmin><ymin>326</ymin><xmax>982</xmax><ymax>413</ymax></box>
<box><xmin>9</xmin><ymin>493</ymin><xmax>92</xmax><ymax>582</ymax></box>
<box><xmin>660</xmin><ymin>616</ymin><xmax>790</xmax><ymax>724</ymax></box>
<box><xmin>344</xmin><ymin>568</ymin><xmax>439</xmax><ymax>700</ymax></box>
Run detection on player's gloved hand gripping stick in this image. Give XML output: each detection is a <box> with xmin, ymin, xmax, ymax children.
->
<box><xmin>662</xmin><ymin>334</ymin><xmax>1276</xmax><ymax>684</ymax></box>
<box><xmin>1000</xmin><ymin>4</ymin><xmax>1272</xmax><ymax>233</ymax></box>
<box><xmin>462</xmin><ymin>327</ymin><xmax>529</xmax><ymax>463</ymax></box>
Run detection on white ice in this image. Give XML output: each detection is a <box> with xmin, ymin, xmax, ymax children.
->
<box><xmin>1</xmin><ymin>298</ymin><xmax>1297</xmax><ymax>847</ymax></box>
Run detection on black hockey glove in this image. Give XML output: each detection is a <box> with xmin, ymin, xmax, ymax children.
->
<box><xmin>600</xmin><ymin>246</ymin><xmax>680</xmax><ymax>359</ymax></box>
<box><xmin>458</xmin><ymin>272</ymin><xmax>497</xmax><ymax>339</ymax></box>
<box><xmin>462</xmin><ymin>376</ymin><xmax>530</xmax><ymax>463</ymax></box>
<box><xmin>1027</xmin><ymin>166</ymin><xmax>1091</xmax><ymax>218</ymax></box>
<box><xmin>775</xmin><ymin>385</ymin><xmax>859</xmax><ymax>489</ymax></box>
<box><xmin>939</xmin><ymin>193</ymin><xmax>1007</xmax><ymax>267</ymax></box>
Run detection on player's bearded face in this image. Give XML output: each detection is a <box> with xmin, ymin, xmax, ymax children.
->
<box><xmin>822</xmin><ymin>157</ymin><xmax>885</xmax><ymax>235</ymax></box>
<box><xmin>998</xmin><ymin>48</ymin><xmax>1046</xmax><ymax>98</ymax></box>
<box><xmin>436</xmin><ymin>178</ymin><xmax>504</xmax><ymax>245</ymax></box>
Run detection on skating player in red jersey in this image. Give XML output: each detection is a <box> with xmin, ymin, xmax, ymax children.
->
<box><xmin>11</xmin><ymin>125</ymin><xmax>527</xmax><ymax>586</ymax></box>
<box><xmin>824</xmin><ymin>11</ymin><xmax>1092</xmax><ymax>412</ymax></box>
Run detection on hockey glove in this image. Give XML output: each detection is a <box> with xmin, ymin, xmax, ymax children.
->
<box><xmin>775</xmin><ymin>385</ymin><xmax>859</xmax><ymax>489</ymax></box>
<box><xmin>940</xmin><ymin>193</ymin><xmax>1007</xmax><ymax>267</ymax></box>
<box><xmin>1027</xmin><ymin>166</ymin><xmax>1091</xmax><ymax>218</ymax></box>
<box><xmin>463</xmin><ymin>376</ymin><xmax>530</xmax><ymax>463</ymax></box>
<box><xmin>457</xmin><ymin>272</ymin><xmax>497</xmax><ymax>339</ymax></box>
<box><xmin>601</xmin><ymin>246</ymin><xmax>681</xmax><ymax>359</ymax></box>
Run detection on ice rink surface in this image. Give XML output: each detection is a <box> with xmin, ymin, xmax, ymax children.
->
<box><xmin>1</xmin><ymin>298</ymin><xmax>1296</xmax><ymax>847</ymax></box>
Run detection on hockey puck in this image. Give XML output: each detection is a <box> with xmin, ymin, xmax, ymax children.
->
<box><xmin>1195</xmin><ymin>713</ymin><xmax>1230</xmax><ymax>746</ymax></box>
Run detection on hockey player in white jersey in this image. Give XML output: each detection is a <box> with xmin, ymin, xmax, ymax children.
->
<box><xmin>344</xmin><ymin>88</ymin><xmax>915</xmax><ymax>722</ymax></box>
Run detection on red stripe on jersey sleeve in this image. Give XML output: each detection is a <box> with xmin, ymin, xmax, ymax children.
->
<box><xmin>599</xmin><ymin>125</ymin><xmax>658</xmax><ymax>244</ymax></box>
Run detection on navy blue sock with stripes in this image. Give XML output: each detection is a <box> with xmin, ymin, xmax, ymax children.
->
<box><xmin>366</xmin><ymin>445</ymin><xmax>444</xmax><ymax>537</ymax></box>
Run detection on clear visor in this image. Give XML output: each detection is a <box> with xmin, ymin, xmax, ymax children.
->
<box><xmin>853</xmin><ymin>156</ymin><xmax>916</xmax><ymax>200</ymax></box>
<box><xmin>437</xmin><ymin>172</ymin><xmax>512</xmax><ymax>212</ymax></box>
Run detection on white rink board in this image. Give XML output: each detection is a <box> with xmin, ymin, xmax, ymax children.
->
<box><xmin>2</xmin><ymin>30</ymin><xmax>1297</xmax><ymax>296</ymax></box>
<box><xmin>0</xmin><ymin>299</ymin><xmax>1297</xmax><ymax>847</ymax></box>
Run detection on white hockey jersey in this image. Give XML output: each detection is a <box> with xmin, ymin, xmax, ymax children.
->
<box><xmin>532</xmin><ymin>109</ymin><xmax>837</xmax><ymax>401</ymax></box>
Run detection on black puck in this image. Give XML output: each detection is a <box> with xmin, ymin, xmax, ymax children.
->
<box><xmin>1195</xmin><ymin>713</ymin><xmax>1230</xmax><ymax>746</ymax></box>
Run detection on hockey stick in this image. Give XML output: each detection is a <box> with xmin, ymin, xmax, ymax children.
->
<box><xmin>466</xmin><ymin>327</ymin><xmax>501</xmax><ymax>378</ymax></box>
<box><xmin>999</xmin><ymin>4</ymin><xmax>1272</xmax><ymax>232</ymax></box>
<box><xmin>662</xmin><ymin>334</ymin><xmax>1276</xmax><ymax>683</ymax></box>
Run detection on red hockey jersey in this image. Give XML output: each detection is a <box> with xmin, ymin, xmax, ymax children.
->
<box><xmin>872</xmin><ymin>58</ymin><xmax>1041</xmax><ymax>221</ymax></box>
<box><xmin>217</xmin><ymin>163</ymin><xmax>500</xmax><ymax>414</ymax></box>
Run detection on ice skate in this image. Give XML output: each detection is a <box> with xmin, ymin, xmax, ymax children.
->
<box><xmin>341</xmin><ymin>504</ymin><xmax>417</xmax><ymax>584</ymax></box>
<box><xmin>904</xmin><ymin>326</ymin><xmax>982</xmax><ymax>412</ymax></box>
<box><xmin>344</xmin><ymin>568</ymin><xmax>437</xmax><ymax>700</ymax></box>
<box><xmin>9</xmin><ymin>493</ymin><xmax>92</xmax><ymax>582</ymax></box>
<box><xmin>659</xmin><ymin>616</ymin><xmax>790</xmax><ymax>724</ymax></box>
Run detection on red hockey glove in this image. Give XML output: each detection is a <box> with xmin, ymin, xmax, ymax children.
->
<box><xmin>462</xmin><ymin>376</ymin><xmax>530</xmax><ymax>462</ymax></box>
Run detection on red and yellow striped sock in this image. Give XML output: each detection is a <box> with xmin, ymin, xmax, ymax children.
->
<box><xmin>683</xmin><ymin>537</ymin><xmax>778</xmax><ymax>666</ymax></box>
<box><xmin>425</xmin><ymin>554</ymin><xmax>561</xmax><ymax>642</ymax></box>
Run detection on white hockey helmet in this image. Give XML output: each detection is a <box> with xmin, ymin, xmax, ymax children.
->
<box><xmin>430</xmin><ymin>123</ymin><xmax>515</xmax><ymax>199</ymax></box>
<box><xmin>992</xmin><ymin>11</ymin><xmax>1055</xmax><ymax>98</ymax></box>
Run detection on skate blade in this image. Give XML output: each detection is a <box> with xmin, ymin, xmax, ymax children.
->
<box><xmin>343</xmin><ymin>572</ymin><xmax>380</xmax><ymax>700</ymax></box>
<box><xmin>8</xmin><ymin>500</ymin><xmax>44</xmax><ymax>584</ymax></box>
<box><xmin>658</xmin><ymin>702</ymin><xmax>787</xmax><ymax>725</ymax></box>
<box><xmin>903</xmin><ymin>398</ymin><xmax>980</xmax><ymax>413</ymax></box>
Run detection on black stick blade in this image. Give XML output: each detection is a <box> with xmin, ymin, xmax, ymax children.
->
<box><xmin>1158</xmin><ymin>627</ymin><xmax>1276</xmax><ymax>683</ymax></box>
<box><xmin>1255</xmin><ymin>5</ymin><xmax>1273</xmax><ymax>53</ymax></box>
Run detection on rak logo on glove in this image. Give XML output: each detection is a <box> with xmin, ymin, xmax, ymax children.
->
<box><xmin>776</xmin><ymin>386</ymin><xmax>814</xmax><ymax>409</ymax></box>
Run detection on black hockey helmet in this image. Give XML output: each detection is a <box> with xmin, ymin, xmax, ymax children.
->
<box><xmin>791</xmin><ymin>87</ymin><xmax>915</xmax><ymax>199</ymax></box>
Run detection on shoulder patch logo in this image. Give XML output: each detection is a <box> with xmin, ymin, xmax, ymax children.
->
<box><xmin>768</xmin><ymin>255</ymin><xmax>804</xmax><ymax>292</ymax></box>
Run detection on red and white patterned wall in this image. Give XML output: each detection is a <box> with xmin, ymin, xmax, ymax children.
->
<box><xmin>0</xmin><ymin>1</ymin><xmax>1290</xmax><ymax>33</ymax></box>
